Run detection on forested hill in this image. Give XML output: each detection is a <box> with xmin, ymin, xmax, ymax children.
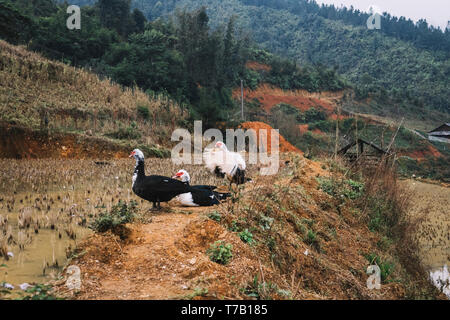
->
<box><xmin>68</xmin><ymin>0</ymin><xmax>449</xmax><ymax>115</ymax></box>
<box><xmin>0</xmin><ymin>0</ymin><xmax>347</xmax><ymax>127</ymax></box>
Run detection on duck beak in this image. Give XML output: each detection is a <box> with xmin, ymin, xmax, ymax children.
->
<box><xmin>129</xmin><ymin>151</ymin><xmax>135</xmax><ymax>158</ymax></box>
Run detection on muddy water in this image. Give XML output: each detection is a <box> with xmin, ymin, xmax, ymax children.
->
<box><xmin>1</xmin><ymin>193</ymin><xmax>93</xmax><ymax>286</ymax></box>
<box><xmin>0</xmin><ymin>159</ymin><xmax>225</xmax><ymax>294</ymax></box>
<box><xmin>402</xmin><ymin>180</ymin><xmax>450</xmax><ymax>298</ymax></box>
<box><xmin>0</xmin><ymin>190</ymin><xmax>96</xmax><ymax>291</ymax></box>
<box><xmin>0</xmin><ymin>159</ymin><xmax>136</xmax><ymax>293</ymax></box>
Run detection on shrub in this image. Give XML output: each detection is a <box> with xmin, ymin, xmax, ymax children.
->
<box><xmin>239</xmin><ymin>229</ymin><xmax>255</xmax><ymax>244</ymax></box>
<box><xmin>345</xmin><ymin>180</ymin><xmax>364</xmax><ymax>199</ymax></box>
<box><xmin>272</xmin><ymin>103</ymin><xmax>302</xmax><ymax>122</ymax></box>
<box><xmin>259</xmin><ymin>214</ymin><xmax>274</xmax><ymax>231</ymax></box>
<box><xmin>207</xmin><ymin>241</ymin><xmax>233</xmax><ymax>265</ymax></box>
<box><xmin>229</xmin><ymin>220</ymin><xmax>240</xmax><ymax>232</ymax></box>
<box><xmin>207</xmin><ymin>211</ymin><xmax>222</xmax><ymax>222</ymax></box>
<box><xmin>305</xmin><ymin>229</ymin><xmax>317</xmax><ymax>244</ymax></box>
<box><xmin>266</xmin><ymin>236</ymin><xmax>276</xmax><ymax>251</ymax></box>
<box><xmin>308</xmin><ymin>119</ymin><xmax>334</xmax><ymax>132</ymax></box>
<box><xmin>185</xmin><ymin>287</ymin><xmax>209</xmax><ymax>299</ymax></box>
<box><xmin>89</xmin><ymin>200</ymin><xmax>138</xmax><ymax>239</ymax></box>
<box><xmin>305</xmin><ymin>229</ymin><xmax>321</xmax><ymax>251</ymax></box>
<box><xmin>137</xmin><ymin>105</ymin><xmax>150</xmax><ymax>120</ymax></box>
<box><xmin>366</xmin><ymin>194</ymin><xmax>399</xmax><ymax>234</ymax></box>
<box><xmin>19</xmin><ymin>284</ymin><xmax>61</xmax><ymax>300</ymax></box>
<box><xmin>243</xmin><ymin>275</ymin><xmax>279</xmax><ymax>300</ymax></box>
<box><xmin>106</xmin><ymin>122</ymin><xmax>141</xmax><ymax>140</ymax></box>
<box><xmin>317</xmin><ymin>177</ymin><xmax>364</xmax><ymax>200</ymax></box>
<box><xmin>138</xmin><ymin>145</ymin><xmax>171</xmax><ymax>158</ymax></box>
<box><xmin>301</xmin><ymin>218</ymin><xmax>315</xmax><ymax>228</ymax></box>
<box><xmin>317</xmin><ymin>177</ymin><xmax>338</xmax><ymax>197</ymax></box>
<box><xmin>302</xmin><ymin>107</ymin><xmax>327</xmax><ymax>123</ymax></box>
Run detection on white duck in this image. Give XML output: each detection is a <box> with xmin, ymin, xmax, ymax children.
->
<box><xmin>203</xmin><ymin>141</ymin><xmax>248</xmax><ymax>185</ymax></box>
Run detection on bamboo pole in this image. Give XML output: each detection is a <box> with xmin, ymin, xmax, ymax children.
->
<box><xmin>334</xmin><ymin>104</ymin><xmax>341</xmax><ymax>160</ymax></box>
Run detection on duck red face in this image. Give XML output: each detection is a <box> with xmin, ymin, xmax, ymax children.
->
<box><xmin>215</xmin><ymin>141</ymin><xmax>225</xmax><ymax>149</ymax></box>
<box><xmin>172</xmin><ymin>170</ymin><xmax>184</xmax><ymax>179</ymax></box>
<box><xmin>172</xmin><ymin>170</ymin><xmax>190</xmax><ymax>182</ymax></box>
<box><xmin>129</xmin><ymin>149</ymin><xmax>144</xmax><ymax>160</ymax></box>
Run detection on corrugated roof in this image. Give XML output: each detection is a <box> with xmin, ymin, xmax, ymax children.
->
<box><xmin>429</xmin><ymin>132</ymin><xmax>450</xmax><ymax>136</ymax></box>
<box><xmin>428</xmin><ymin>123</ymin><xmax>450</xmax><ymax>134</ymax></box>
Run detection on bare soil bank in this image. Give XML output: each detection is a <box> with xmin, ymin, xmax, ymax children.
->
<box><xmin>0</xmin><ymin>123</ymin><xmax>128</xmax><ymax>159</ymax></box>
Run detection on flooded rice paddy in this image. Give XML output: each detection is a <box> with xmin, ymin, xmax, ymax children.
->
<box><xmin>0</xmin><ymin>159</ymin><xmax>223</xmax><ymax>292</ymax></box>
<box><xmin>403</xmin><ymin>180</ymin><xmax>450</xmax><ymax>298</ymax></box>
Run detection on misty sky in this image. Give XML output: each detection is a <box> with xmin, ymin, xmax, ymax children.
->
<box><xmin>315</xmin><ymin>0</ymin><xmax>449</xmax><ymax>30</ymax></box>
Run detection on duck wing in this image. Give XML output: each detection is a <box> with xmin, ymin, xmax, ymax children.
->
<box><xmin>192</xmin><ymin>185</ymin><xmax>218</xmax><ymax>191</ymax></box>
<box><xmin>137</xmin><ymin>175</ymin><xmax>192</xmax><ymax>194</ymax></box>
<box><xmin>190</xmin><ymin>188</ymin><xmax>220</xmax><ymax>206</ymax></box>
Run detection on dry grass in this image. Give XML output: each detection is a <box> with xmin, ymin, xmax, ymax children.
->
<box><xmin>348</xmin><ymin>156</ymin><xmax>444</xmax><ymax>299</ymax></box>
<box><xmin>0</xmin><ymin>40</ymin><xmax>188</xmax><ymax>148</ymax></box>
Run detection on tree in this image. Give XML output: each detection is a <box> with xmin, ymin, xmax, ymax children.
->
<box><xmin>130</xmin><ymin>8</ymin><xmax>146</xmax><ymax>34</ymax></box>
<box><xmin>98</xmin><ymin>0</ymin><xmax>131</xmax><ymax>37</ymax></box>
<box><xmin>0</xmin><ymin>1</ymin><xmax>35</xmax><ymax>44</ymax></box>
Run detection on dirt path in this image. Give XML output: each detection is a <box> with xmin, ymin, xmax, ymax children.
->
<box><xmin>57</xmin><ymin>204</ymin><xmax>271</xmax><ymax>300</ymax></box>
<box><xmin>93</xmin><ymin>211</ymin><xmax>200</xmax><ymax>299</ymax></box>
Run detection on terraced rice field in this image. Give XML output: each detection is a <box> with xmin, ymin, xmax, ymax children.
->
<box><xmin>0</xmin><ymin>158</ymin><xmax>230</xmax><ymax>288</ymax></box>
<box><xmin>402</xmin><ymin>180</ymin><xmax>450</xmax><ymax>297</ymax></box>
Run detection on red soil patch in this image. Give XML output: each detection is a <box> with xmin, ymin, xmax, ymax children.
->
<box><xmin>245</xmin><ymin>61</ymin><xmax>272</xmax><ymax>72</ymax></box>
<box><xmin>428</xmin><ymin>145</ymin><xmax>443</xmax><ymax>158</ymax></box>
<box><xmin>311</xmin><ymin>128</ymin><xmax>326</xmax><ymax>136</ymax></box>
<box><xmin>233</xmin><ymin>84</ymin><xmax>335</xmax><ymax>114</ymax></box>
<box><xmin>404</xmin><ymin>145</ymin><xmax>443</xmax><ymax>161</ymax></box>
<box><xmin>240</xmin><ymin>121</ymin><xmax>303</xmax><ymax>154</ymax></box>
<box><xmin>298</xmin><ymin>124</ymin><xmax>326</xmax><ymax>137</ymax></box>
<box><xmin>329</xmin><ymin>114</ymin><xmax>348</xmax><ymax>121</ymax></box>
<box><xmin>0</xmin><ymin>123</ymin><xmax>128</xmax><ymax>159</ymax></box>
<box><xmin>298</xmin><ymin>124</ymin><xmax>309</xmax><ymax>135</ymax></box>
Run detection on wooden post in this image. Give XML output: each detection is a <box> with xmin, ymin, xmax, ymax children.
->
<box><xmin>334</xmin><ymin>104</ymin><xmax>341</xmax><ymax>160</ymax></box>
<box><xmin>355</xmin><ymin>112</ymin><xmax>359</xmax><ymax>159</ymax></box>
<box><xmin>241</xmin><ymin>79</ymin><xmax>244</xmax><ymax>121</ymax></box>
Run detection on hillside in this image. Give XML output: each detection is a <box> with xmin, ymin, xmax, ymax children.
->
<box><xmin>0</xmin><ymin>40</ymin><xmax>186</xmax><ymax>158</ymax></box>
<box><xmin>44</xmin><ymin>155</ymin><xmax>443</xmax><ymax>300</ymax></box>
<box><xmin>0</xmin><ymin>36</ymin><xmax>446</xmax><ymax>179</ymax></box>
<box><xmin>3</xmin><ymin>0</ymin><xmax>349</xmax><ymax>130</ymax></box>
<box><xmin>233</xmin><ymin>79</ymin><xmax>449</xmax><ymax>181</ymax></box>
<box><xmin>100</xmin><ymin>0</ymin><xmax>450</xmax><ymax>126</ymax></box>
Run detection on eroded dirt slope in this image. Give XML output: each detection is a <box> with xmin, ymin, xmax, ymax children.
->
<box><xmin>0</xmin><ymin>123</ymin><xmax>128</xmax><ymax>159</ymax></box>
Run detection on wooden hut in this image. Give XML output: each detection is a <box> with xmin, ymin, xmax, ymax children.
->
<box><xmin>338</xmin><ymin>138</ymin><xmax>391</xmax><ymax>166</ymax></box>
<box><xmin>428</xmin><ymin>123</ymin><xmax>450</xmax><ymax>144</ymax></box>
